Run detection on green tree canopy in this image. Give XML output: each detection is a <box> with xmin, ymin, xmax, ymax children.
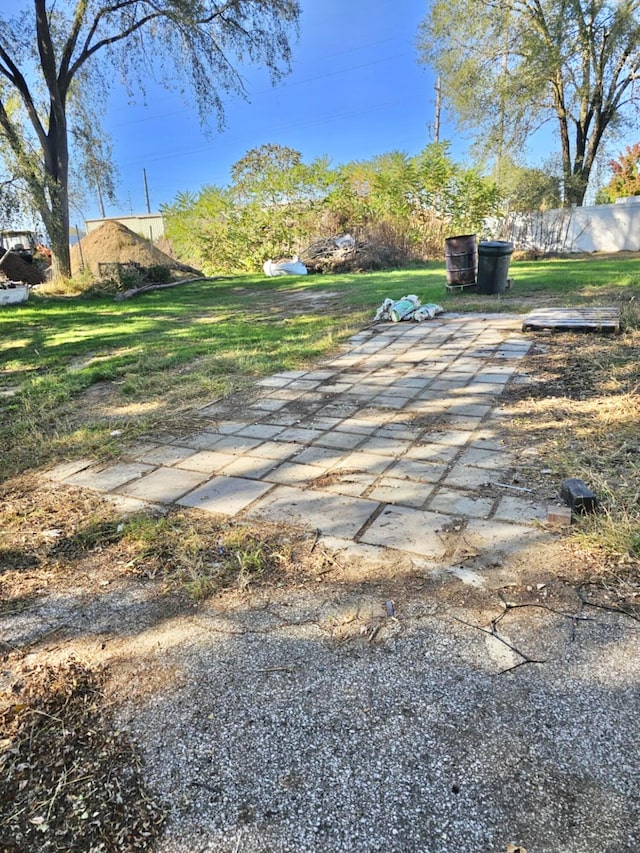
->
<box><xmin>163</xmin><ymin>145</ymin><xmax>335</xmax><ymax>273</ymax></box>
<box><xmin>596</xmin><ymin>142</ymin><xmax>640</xmax><ymax>202</ymax></box>
<box><xmin>164</xmin><ymin>142</ymin><xmax>501</xmax><ymax>273</ymax></box>
<box><xmin>419</xmin><ymin>0</ymin><xmax>640</xmax><ymax>206</ymax></box>
<box><xmin>0</xmin><ymin>0</ymin><xmax>300</xmax><ymax>277</ymax></box>
<box><xmin>495</xmin><ymin>158</ymin><xmax>561</xmax><ymax>213</ymax></box>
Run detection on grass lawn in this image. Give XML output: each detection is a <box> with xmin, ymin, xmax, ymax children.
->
<box><xmin>1</xmin><ymin>255</ymin><xmax>639</xmax><ymax>479</ymax></box>
<box><xmin>1</xmin><ymin>255</ymin><xmax>639</xmax><ymax>578</ymax></box>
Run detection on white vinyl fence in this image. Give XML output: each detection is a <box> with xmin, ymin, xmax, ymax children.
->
<box><xmin>496</xmin><ymin>197</ymin><xmax>640</xmax><ymax>253</ymax></box>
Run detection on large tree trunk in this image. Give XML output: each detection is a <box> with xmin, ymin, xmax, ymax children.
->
<box><xmin>564</xmin><ymin>169</ymin><xmax>589</xmax><ymax>207</ymax></box>
<box><xmin>42</xmin><ymin>105</ymin><xmax>72</xmax><ymax>279</ymax></box>
<box><xmin>47</xmin><ymin>200</ymin><xmax>72</xmax><ymax>280</ymax></box>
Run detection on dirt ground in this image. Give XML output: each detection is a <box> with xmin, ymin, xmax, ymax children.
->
<box><xmin>1</xmin><ymin>324</ymin><xmax>639</xmax><ymax>852</ymax></box>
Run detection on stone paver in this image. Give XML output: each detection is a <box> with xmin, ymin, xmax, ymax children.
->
<box><xmin>360</xmin><ymin>506</ymin><xmax>452</xmax><ymax>557</ymax></box>
<box><xmin>49</xmin><ymin>314</ymin><xmax>545</xmax><ymax>565</ymax></box>
<box><xmin>368</xmin><ymin>477</ymin><xmax>434</xmax><ymax>507</ymax></box>
<box><xmin>178</xmin><ymin>476</ymin><xmax>272</xmax><ymax>515</ymax></box>
<box><xmin>215</xmin><ymin>455</ymin><xmax>279</xmax><ymax>480</ymax></box>
<box><xmin>460</xmin><ymin>517</ymin><xmax>546</xmax><ymax>558</ymax></box>
<box><xmin>247</xmin><ymin>485</ymin><xmax>379</xmax><ymax>538</ymax></box>
<box><xmin>117</xmin><ymin>467</ymin><xmax>208</xmax><ymax>503</ymax></box>
<box><xmin>45</xmin><ymin>458</ymin><xmax>95</xmax><ymax>481</ymax></box>
<box><xmin>65</xmin><ymin>461</ymin><xmax>155</xmax><ymax>491</ymax></box>
<box><xmin>137</xmin><ymin>445</ymin><xmax>197</xmax><ymax>467</ymax></box>
<box><xmin>387</xmin><ymin>458</ymin><xmax>449</xmax><ymax>483</ymax></box>
<box><xmin>493</xmin><ymin>495</ymin><xmax>548</xmax><ymax>524</ymax></box>
<box><xmin>427</xmin><ymin>487</ymin><xmax>495</xmax><ymax>518</ymax></box>
<box><xmin>264</xmin><ymin>461</ymin><xmax>328</xmax><ymax>486</ymax></box>
<box><xmin>442</xmin><ymin>464</ymin><xmax>495</xmax><ymax>490</ymax></box>
<box><xmin>180</xmin><ymin>431</ymin><xmax>227</xmax><ymax>450</ymax></box>
<box><xmin>175</xmin><ymin>450</ymin><xmax>237</xmax><ymax>473</ymax></box>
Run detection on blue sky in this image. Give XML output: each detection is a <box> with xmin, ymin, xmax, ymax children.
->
<box><xmin>82</xmin><ymin>0</ymin><xmax>463</xmax><ymax>221</ymax></box>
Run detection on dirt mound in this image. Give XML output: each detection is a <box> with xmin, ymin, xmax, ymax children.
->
<box><xmin>0</xmin><ymin>249</ymin><xmax>45</xmax><ymax>285</ymax></box>
<box><xmin>71</xmin><ymin>221</ymin><xmax>201</xmax><ymax>278</ymax></box>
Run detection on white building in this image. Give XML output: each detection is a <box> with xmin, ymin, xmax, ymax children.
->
<box><xmin>84</xmin><ymin>213</ymin><xmax>165</xmax><ymax>242</ymax></box>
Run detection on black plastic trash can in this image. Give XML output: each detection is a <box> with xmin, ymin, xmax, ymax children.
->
<box><xmin>476</xmin><ymin>240</ymin><xmax>514</xmax><ymax>294</ymax></box>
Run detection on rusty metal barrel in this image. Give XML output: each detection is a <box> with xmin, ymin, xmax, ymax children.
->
<box><xmin>444</xmin><ymin>234</ymin><xmax>477</xmax><ymax>286</ymax></box>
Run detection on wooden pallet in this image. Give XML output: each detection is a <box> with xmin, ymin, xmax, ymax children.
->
<box><xmin>446</xmin><ymin>281</ymin><xmax>476</xmax><ymax>293</ymax></box>
<box><xmin>445</xmin><ymin>277</ymin><xmax>514</xmax><ymax>295</ymax></box>
<box><xmin>522</xmin><ymin>306</ymin><xmax>620</xmax><ymax>333</ymax></box>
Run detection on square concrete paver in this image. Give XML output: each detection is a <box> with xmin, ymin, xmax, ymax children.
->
<box><xmin>315</xmin><ymin>472</ymin><xmax>377</xmax><ymax>497</ymax></box>
<box><xmin>180</xmin><ymin>431</ymin><xmax>226</xmax><ymax>450</ymax></box>
<box><xmin>215</xmin><ymin>421</ymin><xmax>253</xmax><ymax>435</ymax></box>
<box><xmin>264</xmin><ymin>462</ymin><xmax>329</xmax><ymax>486</ymax></box>
<box><xmin>404</xmin><ymin>443</ymin><xmax>460</xmax><ymax>465</ymax></box>
<box><xmin>457</xmin><ymin>446</ymin><xmax>515</xmax><ymax>470</ymax></box>
<box><xmin>333</xmin><ymin>418</ymin><xmax>379</xmax><ymax>436</ymax></box>
<box><xmin>65</xmin><ymin>462</ymin><xmax>155</xmax><ymax>492</ymax></box>
<box><xmin>371</xmin><ymin>394</ymin><xmax>413</xmax><ymax>410</ymax></box>
<box><xmin>276</xmin><ymin>427</ymin><xmax>325</xmax><ymax>444</ymax></box>
<box><xmin>375</xmin><ymin>423</ymin><xmax>423</xmax><ymax>441</ymax></box>
<box><xmin>249</xmin><ymin>411</ymin><xmax>300</xmax><ymax>426</ymax></box>
<box><xmin>420</xmin><ymin>429</ymin><xmax>474</xmax><ymax>448</ymax></box>
<box><xmin>300</xmin><ymin>416</ymin><xmax>343</xmax><ymax>432</ymax></box>
<box><xmin>360</xmin><ymin>506</ymin><xmax>452</xmax><ymax>558</ymax></box>
<box><xmin>460</xmin><ymin>518</ymin><xmax>546</xmax><ymax>559</ymax></box>
<box><xmin>217</xmin><ymin>456</ymin><xmax>280</xmax><ymax>480</ymax></box>
<box><xmin>293</xmin><ymin>446</ymin><xmax>346</xmax><ymax>468</ymax></box>
<box><xmin>117</xmin><ymin>467</ymin><xmax>209</xmax><ymax>503</ymax></box>
<box><xmin>442</xmin><ymin>464</ymin><xmax>494</xmax><ymax>490</ymax></box>
<box><xmin>245</xmin><ymin>441</ymin><xmax>303</xmax><ymax>461</ymax></box>
<box><xmin>387</xmin><ymin>458</ymin><xmax>448</xmax><ymax>483</ymax></box>
<box><xmin>493</xmin><ymin>496</ymin><xmax>547</xmax><ymax>524</ymax></box>
<box><xmin>313</xmin><ymin>431</ymin><xmax>365</xmax><ymax>451</ymax></box>
<box><xmin>427</xmin><ymin>488</ymin><xmax>494</xmax><ymax>518</ymax></box>
<box><xmin>211</xmin><ymin>435</ymin><xmax>264</xmax><ymax>454</ymax></box>
<box><xmin>257</xmin><ymin>375</ymin><xmax>293</xmax><ymax>388</ymax></box>
<box><xmin>236</xmin><ymin>423</ymin><xmax>285</xmax><ymax>440</ymax></box>
<box><xmin>333</xmin><ymin>451</ymin><xmax>394</xmax><ymax>476</ymax></box>
<box><xmin>367</xmin><ymin>477</ymin><xmax>434</xmax><ymax>508</ymax></box>
<box><xmin>137</xmin><ymin>445</ymin><xmax>197</xmax><ymax>467</ymax></box>
<box><xmin>178</xmin><ymin>476</ymin><xmax>273</xmax><ymax>515</ymax></box>
<box><xmin>358</xmin><ymin>435</ymin><xmax>412</xmax><ymax>456</ymax></box>
<box><xmin>175</xmin><ymin>450</ymin><xmax>238</xmax><ymax>473</ymax></box>
<box><xmin>247</xmin><ymin>485</ymin><xmax>379</xmax><ymax>538</ymax></box>
<box><xmin>250</xmin><ymin>397</ymin><xmax>289</xmax><ymax>412</ymax></box>
<box><xmin>45</xmin><ymin>458</ymin><xmax>95</xmax><ymax>482</ymax></box>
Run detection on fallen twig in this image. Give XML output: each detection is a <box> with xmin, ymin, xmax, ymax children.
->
<box><xmin>493</xmin><ymin>594</ymin><xmax>592</xmax><ymax>628</ymax></box>
<box><xmin>577</xmin><ymin>596</ymin><xmax>640</xmax><ymax>623</ymax></box>
<box><xmin>491</xmin><ymin>482</ymin><xmax>534</xmax><ymax>493</ymax></box>
<box><xmin>114</xmin><ymin>276</ymin><xmax>228</xmax><ymax>301</ymax></box>
<box><xmin>309</xmin><ymin>528</ymin><xmax>320</xmax><ymax>554</ymax></box>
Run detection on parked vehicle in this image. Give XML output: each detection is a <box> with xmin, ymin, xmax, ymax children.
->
<box><xmin>0</xmin><ymin>229</ymin><xmax>52</xmax><ymax>271</ymax></box>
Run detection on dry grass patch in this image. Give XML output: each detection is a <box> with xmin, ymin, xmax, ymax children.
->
<box><xmin>503</xmin><ymin>316</ymin><xmax>640</xmax><ymax>597</ymax></box>
<box><xmin>0</xmin><ymin>660</ymin><xmax>165</xmax><ymax>852</ymax></box>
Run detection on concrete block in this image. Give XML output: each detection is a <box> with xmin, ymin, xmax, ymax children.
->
<box><xmin>560</xmin><ymin>478</ymin><xmax>597</xmax><ymax>513</ymax></box>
